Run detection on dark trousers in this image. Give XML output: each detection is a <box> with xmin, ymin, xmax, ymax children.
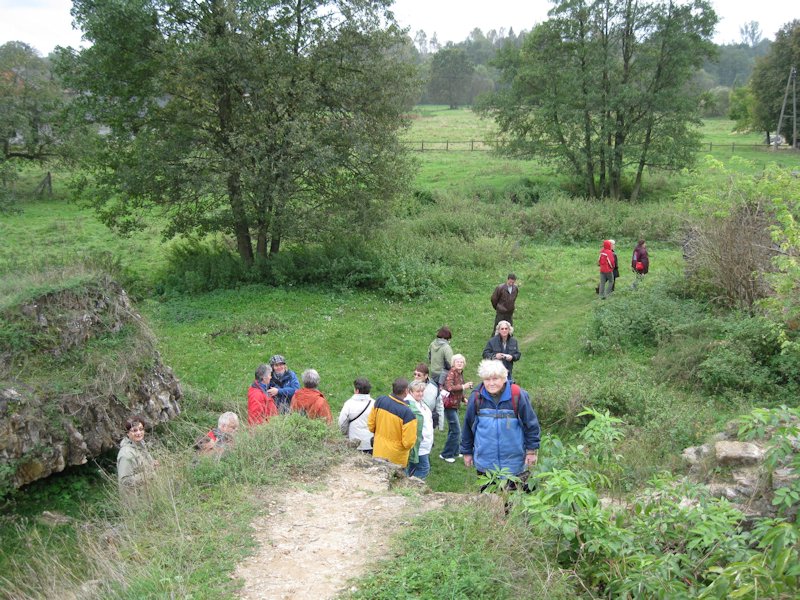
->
<box><xmin>442</xmin><ymin>408</ymin><xmax>461</xmax><ymax>458</ymax></box>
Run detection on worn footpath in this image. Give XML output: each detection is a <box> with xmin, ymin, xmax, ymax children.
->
<box><xmin>235</xmin><ymin>455</ymin><xmax>451</xmax><ymax>599</ymax></box>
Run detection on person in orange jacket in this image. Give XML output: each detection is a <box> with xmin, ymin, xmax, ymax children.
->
<box><xmin>291</xmin><ymin>369</ymin><xmax>333</xmax><ymax>424</ymax></box>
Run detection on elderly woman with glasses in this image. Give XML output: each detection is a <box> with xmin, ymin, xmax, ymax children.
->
<box><xmin>117</xmin><ymin>414</ymin><xmax>158</xmax><ymax>493</ymax></box>
<box><xmin>482</xmin><ymin>320</ymin><xmax>521</xmax><ymax>380</ymax></box>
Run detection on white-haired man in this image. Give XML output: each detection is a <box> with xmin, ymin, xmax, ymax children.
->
<box><xmin>461</xmin><ymin>359</ymin><xmax>540</xmax><ymax>490</ymax></box>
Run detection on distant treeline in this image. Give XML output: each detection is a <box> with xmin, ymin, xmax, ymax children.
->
<box><xmin>410</xmin><ymin>22</ymin><xmax>773</xmax><ymax>115</ymax></box>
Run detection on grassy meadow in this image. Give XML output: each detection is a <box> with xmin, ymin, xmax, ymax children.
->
<box><xmin>2</xmin><ymin>106</ymin><xmax>800</xmax><ymax>597</ymax></box>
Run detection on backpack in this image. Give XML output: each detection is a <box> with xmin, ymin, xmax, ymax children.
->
<box><xmin>471</xmin><ymin>383</ymin><xmax>522</xmax><ymax>417</ymax></box>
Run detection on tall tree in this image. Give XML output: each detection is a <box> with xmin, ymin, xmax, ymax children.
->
<box><xmin>477</xmin><ymin>0</ymin><xmax>717</xmax><ymax>200</ymax></box>
<box><xmin>428</xmin><ymin>44</ymin><xmax>474</xmax><ymax>109</ymax></box>
<box><xmin>56</xmin><ymin>0</ymin><xmax>418</xmax><ymax>264</ymax></box>
<box><xmin>750</xmin><ymin>20</ymin><xmax>800</xmax><ymax>144</ymax></box>
<box><xmin>0</xmin><ymin>42</ymin><xmax>66</xmax><ymax>207</ymax></box>
<box><xmin>739</xmin><ymin>21</ymin><xmax>763</xmax><ymax>48</ymax></box>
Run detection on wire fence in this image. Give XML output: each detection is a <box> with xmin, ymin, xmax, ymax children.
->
<box><xmin>400</xmin><ymin>140</ymin><xmax>799</xmax><ymax>153</ymax></box>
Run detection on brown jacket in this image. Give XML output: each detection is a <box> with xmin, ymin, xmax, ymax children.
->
<box><xmin>491</xmin><ymin>283</ymin><xmax>518</xmax><ymax>314</ymax></box>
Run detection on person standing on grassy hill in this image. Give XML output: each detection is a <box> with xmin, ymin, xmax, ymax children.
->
<box><xmin>267</xmin><ymin>354</ymin><xmax>300</xmax><ymax>414</ymax></box>
<box><xmin>461</xmin><ymin>360</ymin><xmax>540</xmax><ymax>492</ymax></box>
<box><xmin>598</xmin><ymin>240</ymin><xmax>616</xmax><ymax>299</ymax></box>
<box><xmin>428</xmin><ymin>326</ymin><xmax>453</xmax><ymax>388</ymax></box>
<box><xmin>290</xmin><ymin>369</ymin><xmax>333</xmax><ymax>424</ymax></box>
<box><xmin>405</xmin><ymin>380</ymin><xmax>434</xmax><ymax>480</ymax></box>
<box><xmin>248</xmin><ymin>363</ymin><xmax>278</xmax><ymax>425</ymax></box>
<box><xmin>482</xmin><ymin>320</ymin><xmax>521</xmax><ymax>381</ymax></box>
<box><xmin>413</xmin><ymin>363</ymin><xmax>444</xmax><ymax>431</ymax></box>
<box><xmin>368</xmin><ymin>378</ymin><xmax>418</xmax><ymax>467</ymax></box>
<box><xmin>491</xmin><ymin>274</ymin><xmax>519</xmax><ymax>333</ymax></box>
<box><xmin>440</xmin><ymin>354</ymin><xmax>473</xmax><ymax>463</ymax></box>
<box><xmin>338</xmin><ymin>377</ymin><xmax>375</xmax><ymax>453</ymax></box>
<box><xmin>631</xmin><ymin>239</ymin><xmax>649</xmax><ymax>289</ymax></box>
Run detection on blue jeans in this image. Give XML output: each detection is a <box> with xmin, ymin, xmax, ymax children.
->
<box><xmin>407</xmin><ymin>453</ymin><xmax>431</xmax><ymax>479</ymax></box>
<box><xmin>442</xmin><ymin>408</ymin><xmax>461</xmax><ymax>458</ymax></box>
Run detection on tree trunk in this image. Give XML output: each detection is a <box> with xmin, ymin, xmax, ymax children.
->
<box><xmin>227</xmin><ymin>172</ymin><xmax>254</xmax><ymax>265</ymax></box>
<box><xmin>631</xmin><ymin>122</ymin><xmax>654</xmax><ymax>202</ymax></box>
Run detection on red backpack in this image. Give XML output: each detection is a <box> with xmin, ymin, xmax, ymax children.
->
<box><xmin>470</xmin><ymin>383</ymin><xmax>522</xmax><ymax>416</ymax></box>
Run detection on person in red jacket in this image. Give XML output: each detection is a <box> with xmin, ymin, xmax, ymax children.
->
<box><xmin>291</xmin><ymin>369</ymin><xmax>333</xmax><ymax>424</ymax></box>
<box><xmin>598</xmin><ymin>239</ymin><xmax>616</xmax><ymax>299</ymax></box>
<box><xmin>248</xmin><ymin>364</ymin><xmax>278</xmax><ymax>425</ymax></box>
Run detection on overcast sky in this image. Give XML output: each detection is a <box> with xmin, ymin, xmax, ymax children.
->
<box><xmin>0</xmin><ymin>0</ymin><xmax>795</xmax><ymax>57</ymax></box>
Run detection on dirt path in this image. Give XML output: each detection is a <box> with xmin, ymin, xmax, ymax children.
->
<box><xmin>235</xmin><ymin>455</ymin><xmax>450</xmax><ymax>599</ymax></box>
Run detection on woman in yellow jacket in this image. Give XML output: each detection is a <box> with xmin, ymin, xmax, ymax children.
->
<box><xmin>368</xmin><ymin>378</ymin><xmax>418</xmax><ymax>467</ymax></box>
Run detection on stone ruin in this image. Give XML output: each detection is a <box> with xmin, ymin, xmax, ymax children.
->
<box><xmin>682</xmin><ymin>420</ymin><xmax>800</xmax><ymax>521</ymax></box>
<box><xmin>0</xmin><ymin>276</ymin><xmax>181</xmax><ymax>490</ymax></box>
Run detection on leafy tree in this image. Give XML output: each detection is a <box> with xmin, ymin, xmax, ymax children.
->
<box><xmin>428</xmin><ymin>44</ymin><xmax>474</xmax><ymax>109</ymax></box>
<box><xmin>0</xmin><ymin>42</ymin><xmax>66</xmax><ymax>208</ymax></box>
<box><xmin>729</xmin><ymin>85</ymin><xmax>756</xmax><ymax>130</ymax></box>
<box><xmin>750</xmin><ymin>20</ymin><xmax>800</xmax><ymax>144</ymax></box>
<box><xmin>478</xmin><ymin>0</ymin><xmax>717</xmax><ymax>200</ymax></box>
<box><xmin>56</xmin><ymin>0</ymin><xmax>418</xmax><ymax>264</ymax></box>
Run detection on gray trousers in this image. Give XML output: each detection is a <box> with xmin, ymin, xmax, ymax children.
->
<box><xmin>599</xmin><ymin>272</ymin><xmax>615</xmax><ymax>298</ymax></box>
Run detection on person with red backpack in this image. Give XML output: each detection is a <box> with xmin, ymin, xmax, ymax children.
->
<box><xmin>461</xmin><ymin>360</ymin><xmax>540</xmax><ymax>490</ymax></box>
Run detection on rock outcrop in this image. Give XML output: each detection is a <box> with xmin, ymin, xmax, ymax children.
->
<box><xmin>683</xmin><ymin>421</ymin><xmax>799</xmax><ymax>520</ymax></box>
<box><xmin>0</xmin><ymin>275</ymin><xmax>181</xmax><ymax>491</ymax></box>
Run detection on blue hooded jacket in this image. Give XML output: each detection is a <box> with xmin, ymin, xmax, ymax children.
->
<box><xmin>269</xmin><ymin>369</ymin><xmax>300</xmax><ymax>410</ymax></box>
<box><xmin>460</xmin><ymin>381</ymin><xmax>540</xmax><ymax>476</ymax></box>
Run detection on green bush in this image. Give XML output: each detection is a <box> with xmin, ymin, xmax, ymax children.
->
<box><xmin>698</xmin><ymin>342</ymin><xmax>779</xmax><ymax>395</ymax></box>
<box><xmin>156</xmin><ymin>235</ymin><xmax>441</xmax><ymax>299</ymax></box>
<box><xmin>582</xmin><ymin>276</ymin><xmax>708</xmax><ymax>352</ymax></box>
<box><xmin>159</xmin><ymin>238</ymin><xmax>248</xmax><ymax>295</ymax></box>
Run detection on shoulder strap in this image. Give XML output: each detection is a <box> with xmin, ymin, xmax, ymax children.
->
<box><xmin>510</xmin><ymin>384</ymin><xmax>521</xmax><ymax>417</ymax></box>
<box><xmin>348</xmin><ymin>398</ymin><xmax>372</xmax><ymax>425</ymax></box>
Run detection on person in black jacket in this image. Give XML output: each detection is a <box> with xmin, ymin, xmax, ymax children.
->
<box><xmin>482</xmin><ymin>321</ymin><xmax>521</xmax><ymax>380</ymax></box>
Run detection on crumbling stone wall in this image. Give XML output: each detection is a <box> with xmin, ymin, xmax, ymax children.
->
<box><xmin>0</xmin><ymin>277</ymin><xmax>181</xmax><ymax>490</ymax></box>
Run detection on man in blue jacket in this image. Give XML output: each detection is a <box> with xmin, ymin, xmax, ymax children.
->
<box><xmin>461</xmin><ymin>359</ymin><xmax>540</xmax><ymax>490</ymax></box>
<box><xmin>267</xmin><ymin>354</ymin><xmax>300</xmax><ymax>414</ymax></box>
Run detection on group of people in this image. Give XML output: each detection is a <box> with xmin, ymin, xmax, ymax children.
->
<box><xmin>598</xmin><ymin>239</ymin><xmax>650</xmax><ymax>299</ymax></box>
<box><xmin>117</xmin><ymin>274</ymin><xmax>541</xmax><ymax>494</ymax></box>
<box><xmin>247</xmin><ymin>355</ymin><xmax>333</xmax><ymax>425</ymax></box>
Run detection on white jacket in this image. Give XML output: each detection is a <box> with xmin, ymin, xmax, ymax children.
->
<box><xmin>410</xmin><ymin>398</ymin><xmax>434</xmax><ymax>456</ymax></box>
<box><xmin>422</xmin><ymin>381</ymin><xmax>445</xmax><ymax>431</ymax></box>
<box><xmin>338</xmin><ymin>394</ymin><xmax>374</xmax><ymax>450</ymax></box>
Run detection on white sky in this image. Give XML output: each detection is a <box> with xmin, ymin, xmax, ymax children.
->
<box><xmin>0</xmin><ymin>0</ymin><xmax>795</xmax><ymax>57</ymax></box>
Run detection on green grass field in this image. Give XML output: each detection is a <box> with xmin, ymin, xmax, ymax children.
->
<box><xmin>2</xmin><ymin>106</ymin><xmax>799</xmax><ymax>597</ymax></box>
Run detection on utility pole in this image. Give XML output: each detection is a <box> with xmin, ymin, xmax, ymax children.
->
<box><xmin>775</xmin><ymin>66</ymin><xmax>796</xmax><ymax>150</ymax></box>
<box><xmin>793</xmin><ymin>66</ymin><xmax>797</xmax><ymax>150</ymax></box>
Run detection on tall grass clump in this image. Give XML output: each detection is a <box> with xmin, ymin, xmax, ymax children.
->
<box><xmin>519</xmin><ymin>192</ymin><xmax>683</xmax><ymax>243</ymax></box>
<box><xmin>0</xmin><ymin>415</ymin><xmax>347</xmax><ymax>598</ymax></box>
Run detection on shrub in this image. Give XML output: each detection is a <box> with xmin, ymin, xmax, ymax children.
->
<box><xmin>582</xmin><ymin>275</ymin><xmax>707</xmax><ymax>352</ymax></box>
<box><xmin>156</xmin><ymin>235</ymin><xmax>441</xmax><ymax>299</ymax></box>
